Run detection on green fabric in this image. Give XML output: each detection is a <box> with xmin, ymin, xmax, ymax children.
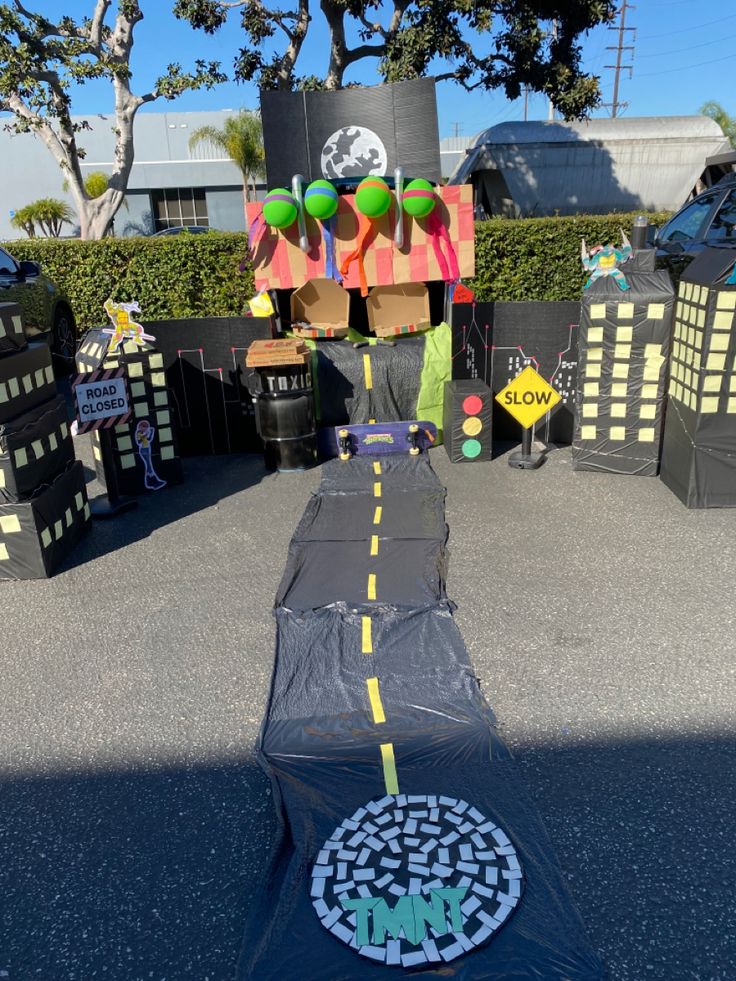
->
<box><xmin>416</xmin><ymin>322</ymin><xmax>452</xmax><ymax>444</ymax></box>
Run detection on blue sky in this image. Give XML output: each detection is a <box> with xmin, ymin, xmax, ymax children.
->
<box><xmin>24</xmin><ymin>0</ymin><xmax>736</xmax><ymax>138</ymax></box>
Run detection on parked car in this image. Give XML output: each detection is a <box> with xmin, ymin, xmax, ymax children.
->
<box><xmin>655</xmin><ymin>173</ymin><xmax>736</xmax><ymax>279</ymax></box>
<box><xmin>150</xmin><ymin>225</ymin><xmax>213</xmax><ymax>237</ymax></box>
<box><xmin>0</xmin><ymin>246</ymin><xmax>75</xmax><ymax>370</ymax></box>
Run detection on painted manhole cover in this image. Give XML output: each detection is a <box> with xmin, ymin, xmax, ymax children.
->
<box><xmin>310</xmin><ymin>793</ymin><xmax>522</xmax><ymax>968</ymax></box>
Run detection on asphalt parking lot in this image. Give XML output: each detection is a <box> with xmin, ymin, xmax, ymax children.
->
<box><xmin>1</xmin><ymin>440</ymin><xmax>734</xmax><ymax>980</ymax></box>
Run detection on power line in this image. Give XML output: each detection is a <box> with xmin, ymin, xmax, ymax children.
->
<box><xmin>638</xmin><ymin>12</ymin><xmax>736</xmax><ymax>39</ymax></box>
<box><xmin>637</xmin><ymin>50</ymin><xmax>735</xmax><ymax>78</ymax></box>
<box><xmin>637</xmin><ymin>29</ymin><xmax>736</xmax><ymax>59</ymax></box>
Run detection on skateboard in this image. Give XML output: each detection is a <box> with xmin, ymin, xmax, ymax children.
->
<box><xmin>321</xmin><ymin>421</ymin><xmax>438</xmax><ymax>460</ymax></box>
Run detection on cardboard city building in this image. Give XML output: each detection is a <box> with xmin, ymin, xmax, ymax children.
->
<box><xmin>76</xmin><ymin>329</ymin><xmax>183</xmax><ymax>496</ymax></box>
<box><xmin>660</xmin><ymin>248</ymin><xmax>736</xmax><ymax>507</ymax></box>
<box><xmin>572</xmin><ymin>254</ymin><xmax>675</xmax><ymax>476</ymax></box>
<box><xmin>0</xmin><ymin>302</ymin><xmax>90</xmax><ymax>580</ymax></box>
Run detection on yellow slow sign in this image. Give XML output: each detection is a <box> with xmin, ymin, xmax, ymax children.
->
<box><xmin>495</xmin><ymin>365</ymin><xmax>561</xmax><ymax>429</ymax></box>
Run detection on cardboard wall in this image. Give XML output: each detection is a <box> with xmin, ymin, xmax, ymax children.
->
<box><xmin>261</xmin><ymin>78</ymin><xmax>441</xmax><ymax>188</ymax></box>
<box><xmin>247</xmin><ymin>185</ymin><xmax>474</xmax><ymax>292</ymax></box>
<box><xmin>143</xmin><ymin>317</ymin><xmax>272</xmax><ymax>456</ymax></box>
<box><xmin>451</xmin><ymin>302</ymin><xmax>580</xmax><ymax>444</ymax></box>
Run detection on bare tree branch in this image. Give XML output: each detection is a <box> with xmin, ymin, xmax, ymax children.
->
<box><xmin>0</xmin><ymin>1</ymin><xmax>224</xmax><ymax>237</ymax></box>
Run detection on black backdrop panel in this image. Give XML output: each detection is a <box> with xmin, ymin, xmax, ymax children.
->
<box><xmin>260</xmin><ymin>79</ymin><xmax>441</xmax><ymax>187</ymax></box>
<box><xmin>451</xmin><ymin>302</ymin><xmax>580</xmax><ymax>444</ymax></box>
<box><xmin>142</xmin><ymin>317</ymin><xmax>272</xmax><ymax>456</ymax></box>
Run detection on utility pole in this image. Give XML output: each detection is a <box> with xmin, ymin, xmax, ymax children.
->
<box><xmin>603</xmin><ymin>0</ymin><xmax>635</xmax><ymax>117</ymax></box>
<box><xmin>548</xmin><ymin>19</ymin><xmax>557</xmax><ymax>121</ymax></box>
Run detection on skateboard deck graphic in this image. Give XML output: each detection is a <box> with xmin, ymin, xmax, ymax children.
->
<box><xmin>320</xmin><ymin>421</ymin><xmax>438</xmax><ymax>459</ymax></box>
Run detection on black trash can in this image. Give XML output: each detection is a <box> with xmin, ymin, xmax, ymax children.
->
<box><xmin>255</xmin><ymin>389</ymin><xmax>317</xmax><ymax>471</ymax></box>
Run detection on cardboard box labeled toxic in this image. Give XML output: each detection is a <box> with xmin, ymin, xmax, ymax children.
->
<box><xmin>291</xmin><ymin>279</ymin><xmax>350</xmax><ymax>340</ymax></box>
<box><xmin>366</xmin><ymin>283</ymin><xmax>432</xmax><ymax>338</ymax></box>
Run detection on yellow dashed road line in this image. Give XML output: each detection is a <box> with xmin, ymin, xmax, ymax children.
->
<box><xmin>366</xmin><ymin>677</ymin><xmax>386</xmax><ymax>724</ymax></box>
<box><xmin>379</xmin><ymin>742</ymin><xmax>400</xmax><ymax>794</ymax></box>
<box><xmin>361</xmin><ymin>616</ymin><xmax>373</xmax><ymax>654</ymax></box>
<box><xmin>367</xmin><ymin>573</ymin><xmax>377</xmax><ymax>600</ymax></box>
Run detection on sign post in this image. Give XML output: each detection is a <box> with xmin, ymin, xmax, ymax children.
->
<box><xmin>495</xmin><ymin>365</ymin><xmax>562</xmax><ymax>470</ymax></box>
<box><xmin>72</xmin><ymin>368</ymin><xmax>138</xmax><ymax>518</ymax></box>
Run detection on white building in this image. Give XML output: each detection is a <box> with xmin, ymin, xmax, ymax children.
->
<box><xmin>0</xmin><ymin>109</ymin><xmax>255</xmax><ymax>240</ymax></box>
<box><xmin>447</xmin><ymin>116</ymin><xmax>731</xmax><ymax>217</ymax></box>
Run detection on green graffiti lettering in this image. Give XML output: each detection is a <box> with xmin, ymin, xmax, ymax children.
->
<box><xmin>340</xmin><ymin>887</ymin><xmax>468</xmax><ymax>947</ymax></box>
<box><xmin>340</xmin><ymin>897</ymin><xmax>382</xmax><ymax>946</ymax></box>
<box><xmin>433</xmin><ymin>887</ymin><xmax>467</xmax><ymax>932</ymax></box>
<box><xmin>372</xmin><ymin>894</ymin><xmax>418</xmax><ymax>944</ymax></box>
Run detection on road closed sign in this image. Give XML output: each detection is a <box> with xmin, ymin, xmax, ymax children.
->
<box><xmin>495</xmin><ymin>365</ymin><xmax>562</xmax><ymax>430</ymax></box>
<box><xmin>73</xmin><ymin>368</ymin><xmax>132</xmax><ymax>433</ymax></box>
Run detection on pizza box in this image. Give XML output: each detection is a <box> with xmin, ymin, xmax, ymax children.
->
<box><xmin>290</xmin><ymin>279</ymin><xmax>350</xmax><ymax>340</ymax></box>
<box><xmin>366</xmin><ymin>283</ymin><xmax>432</xmax><ymax>338</ymax></box>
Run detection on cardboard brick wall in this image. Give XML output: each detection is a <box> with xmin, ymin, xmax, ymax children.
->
<box><xmin>246</xmin><ymin>185</ymin><xmax>474</xmax><ymax>291</ymax></box>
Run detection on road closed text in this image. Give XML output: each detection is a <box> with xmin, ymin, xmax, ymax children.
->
<box><xmin>74</xmin><ymin>376</ymin><xmax>130</xmax><ymax>423</ymax></box>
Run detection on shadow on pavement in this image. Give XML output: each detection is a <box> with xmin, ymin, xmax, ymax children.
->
<box><xmin>0</xmin><ymin>755</ymin><xmax>276</xmax><ymax>981</ymax></box>
<box><xmin>61</xmin><ymin>452</ymin><xmax>270</xmax><ymax>570</ymax></box>
<box><xmin>0</xmin><ymin>733</ymin><xmax>733</xmax><ymax>979</ymax></box>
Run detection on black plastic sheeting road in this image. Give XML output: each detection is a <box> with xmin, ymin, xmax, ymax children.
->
<box><xmin>239</xmin><ymin>456</ymin><xmax>604</xmax><ymax>979</ymax></box>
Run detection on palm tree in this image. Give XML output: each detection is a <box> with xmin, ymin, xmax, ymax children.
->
<box><xmin>13</xmin><ymin>198</ymin><xmax>74</xmax><ymax>238</ymax></box>
<box><xmin>188</xmin><ymin>110</ymin><xmax>265</xmax><ymax>203</ymax></box>
<box><xmin>10</xmin><ymin>204</ymin><xmax>37</xmax><ymax>238</ymax></box>
<box><xmin>700</xmin><ymin>101</ymin><xmax>736</xmax><ymax>149</ymax></box>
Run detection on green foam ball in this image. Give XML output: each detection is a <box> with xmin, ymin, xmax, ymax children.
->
<box><xmin>263</xmin><ymin>188</ymin><xmax>297</xmax><ymax>229</ymax></box>
<box><xmin>304</xmin><ymin>179</ymin><xmax>339</xmax><ymax>221</ymax></box>
<box><xmin>355</xmin><ymin>177</ymin><xmax>392</xmax><ymax>219</ymax></box>
<box><xmin>402</xmin><ymin>178</ymin><xmax>435</xmax><ymax>218</ymax></box>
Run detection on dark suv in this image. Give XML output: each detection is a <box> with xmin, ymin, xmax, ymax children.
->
<box><xmin>0</xmin><ymin>246</ymin><xmax>76</xmax><ymax>370</ymax></box>
<box><xmin>655</xmin><ymin>173</ymin><xmax>736</xmax><ymax>279</ymax></box>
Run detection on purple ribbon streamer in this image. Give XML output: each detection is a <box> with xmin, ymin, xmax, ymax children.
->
<box><xmin>323</xmin><ymin>215</ymin><xmax>342</xmax><ymax>283</ymax></box>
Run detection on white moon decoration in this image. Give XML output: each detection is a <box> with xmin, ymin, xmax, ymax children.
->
<box><xmin>320</xmin><ymin>126</ymin><xmax>388</xmax><ymax>180</ymax></box>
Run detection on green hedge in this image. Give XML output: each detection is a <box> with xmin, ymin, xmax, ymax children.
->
<box><xmin>2</xmin><ymin>210</ymin><xmax>671</xmax><ymax>331</ymax></box>
<box><xmin>2</xmin><ymin>233</ymin><xmax>255</xmax><ymax>330</ymax></box>
<box><xmin>468</xmin><ymin>211</ymin><xmax>671</xmax><ymax>301</ymax></box>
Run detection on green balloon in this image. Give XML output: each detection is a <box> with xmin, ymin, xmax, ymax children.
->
<box><xmin>304</xmin><ymin>179</ymin><xmax>339</xmax><ymax>220</ymax></box>
<box><xmin>402</xmin><ymin>178</ymin><xmax>436</xmax><ymax>218</ymax></box>
<box><xmin>355</xmin><ymin>177</ymin><xmax>392</xmax><ymax>219</ymax></box>
<box><xmin>263</xmin><ymin>188</ymin><xmax>297</xmax><ymax>229</ymax></box>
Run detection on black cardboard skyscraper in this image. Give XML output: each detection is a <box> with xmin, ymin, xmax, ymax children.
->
<box><xmin>0</xmin><ymin>303</ymin><xmax>90</xmax><ymax>579</ymax></box>
<box><xmin>660</xmin><ymin>249</ymin><xmax>736</xmax><ymax>507</ymax></box>
<box><xmin>572</xmin><ymin>254</ymin><xmax>675</xmax><ymax>476</ymax></box>
<box><xmin>76</xmin><ymin>328</ymin><xmax>183</xmax><ymax>496</ymax></box>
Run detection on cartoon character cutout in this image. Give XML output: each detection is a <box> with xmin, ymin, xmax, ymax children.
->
<box><xmin>103</xmin><ymin>298</ymin><xmax>155</xmax><ymax>354</ymax></box>
<box><xmin>581</xmin><ymin>230</ymin><xmax>633</xmax><ymax>292</ymax></box>
<box><xmin>134</xmin><ymin>420</ymin><xmax>166</xmax><ymax>491</ymax></box>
